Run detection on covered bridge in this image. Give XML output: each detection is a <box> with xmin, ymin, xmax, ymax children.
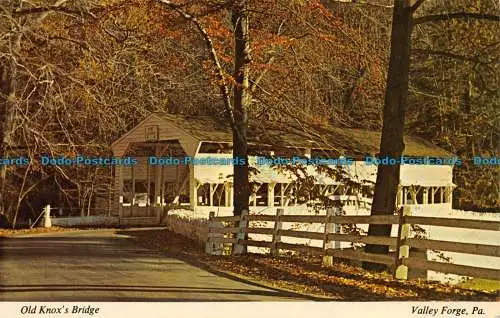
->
<box><xmin>111</xmin><ymin>113</ymin><xmax>456</xmax><ymax>222</ymax></box>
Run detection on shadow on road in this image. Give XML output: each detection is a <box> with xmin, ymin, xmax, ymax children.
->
<box><xmin>115</xmin><ymin>228</ymin><xmax>322</xmax><ymax>301</ymax></box>
<box><xmin>0</xmin><ymin>229</ymin><xmax>317</xmax><ymax>301</ymax></box>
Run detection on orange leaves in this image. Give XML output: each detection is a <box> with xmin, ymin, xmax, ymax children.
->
<box><xmin>251</xmin><ymin>31</ymin><xmax>294</xmax><ymax>54</ymax></box>
<box><xmin>204</xmin><ymin>15</ymin><xmax>232</xmax><ymax>40</ymax></box>
<box><xmin>158</xmin><ymin>25</ymin><xmax>185</xmax><ymax>41</ymax></box>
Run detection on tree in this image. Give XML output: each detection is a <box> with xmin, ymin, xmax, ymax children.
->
<box><xmin>364</xmin><ymin>0</ymin><xmax>499</xmax><ymax>270</ymax></box>
<box><xmin>363</xmin><ymin>0</ymin><xmax>412</xmax><ymax>271</ymax></box>
<box><xmin>231</xmin><ymin>0</ymin><xmax>251</xmax><ymax>216</ymax></box>
<box><xmin>408</xmin><ymin>0</ymin><xmax>499</xmax><ymax>211</ymax></box>
<box><xmin>154</xmin><ymin>0</ymin><xmax>252</xmax><ymax>218</ymax></box>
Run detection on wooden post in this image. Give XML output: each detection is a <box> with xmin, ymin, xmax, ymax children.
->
<box><xmin>447</xmin><ymin>186</ymin><xmax>453</xmax><ymax>204</ymax></box>
<box><xmin>117</xmin><ymin>166</ymin><xmax>123</xmax><ymax>218</ymax></box>
<box><xmin>205</xmin><ymin>211</ymin><xmax>224</xmax><ymax>255</ymax></box>
<box><xmin>146</xmin><ymin>161</ymin><xmax>151</xmax><ymax>217</ymax></box>
<box><xmin>189</xmin><ymin>166</ymin><xmax>197</xmax><ymax>210</ymax></box>
<box><xmin>292</xmin><ymin>184</ymin><xmax>297</xmax><ymax>205</ymax></box>
<box><xmin>108</xmin><ymin>167</ymin><xmax>112</xmax><ymax>216</ymax></box>
<box><xmin>422</xmin><ymin>187</ymin><xmax>428</xmax><ymax>204</ymax></box>
<box><xmin>394</xmin><ymin>206</ymin><xmax>411</xmax><ymax>280</ymax></box>
<box><xmin>322</xmin><ymin>207</ymin><xmax>334</xmax><ymax>266</ymax></box>
<box><xmin>208</xmin><ymin>184</ymin><xmax>213</xmax><ymax>206</ymax></box>
<box><xmin>160</xmin><ymin>165</ymin><xmax>165</xmax><ymax>206</ymax></box>
<box><xmin>271</xmin><ymin>208</ymin><xmax>284</xmax><ymax>257</ymax></box>
<box><xmin>232</xmin><ymin>209</ymin><xmax>248</xmax><ymax>255</ymax></box>
<box><xmin>411</xmin><ymin>189</ymin><xmax>417</xmax><ymax>205</ymax></box>
<box><xmin>322</xmin><ymin>207</ymin><xmax>341</xmax><ymax>266</ymax></box>
<box><xmin>131</xmin><ymin>165</ymin><xmax>135</xmax><ymax>217</ymax></box>
<box><xmin>268</xmin><ymin>182</ymin><xmax>275</xmax><ymax>207</ymax></box>
<box><xmin>280</xmin><ymin>184</ymin><xmax>285</xmax><ymax>207</ymax></box>
<box><xmin>43</xmin><ymin>204</ymin><xmax>52</xmax><ymax>228</ymax></box>
<box><xmin>397</xmin><ymin>186</ymin><xmax>403</xmax><ymax>206</ymax></box>
<box><xmin>154</xmin><ymin>164</ymin><xmax>161</xmax><ymax>222</ymax></box>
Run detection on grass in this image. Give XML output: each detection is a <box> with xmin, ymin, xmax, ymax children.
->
<box><xmin>458</xmin><ymin>278</ymin><xmax>500</xmax><ymax>292</ymax></box>
<box><xmin>0</xmin><ymin>226</ymin><xmax>83</xmax><ymax>237</ymax></box>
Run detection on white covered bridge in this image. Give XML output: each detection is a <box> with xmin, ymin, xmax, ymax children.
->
<box><xmin>111</xmin><ymin>113</ymin><xmax>456</xmax><ymax>223</ymax></box>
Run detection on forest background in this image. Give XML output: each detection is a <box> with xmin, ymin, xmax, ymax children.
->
<box><xmin>0</xmin><ymin>0</ymin><xmax>498</xmax><ymax>226</ymax></box>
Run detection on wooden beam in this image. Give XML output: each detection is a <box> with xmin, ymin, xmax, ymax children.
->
<box><xmin>209</xmin><ymin>237</ymin><xmax>238</xmax><ymax>244</ymax></box>
<box><xmin>326</xmin><ymin>249</ymin><xmax>395</xmax><ymax>265</ymax></box>
<box><xmin>209</xmin><ymin>226</ymin><xmax>240</xmax><ymax>234</ymax></box>
<box><xmin>280</xmin><ymin>229</ymin><xmax>323</xmax><ymax>240</ymax></box>
<box><xmin>213</xmin><ymin>215</ymin><xmax>241</xmax><ymax>222</ymax></box>
<box><xmin>278</xmin><ymin>242</ymin><xmax>324</xmax><ymax>256</ymax></box>
<box><xmin>241</xmin><ymin>239</ymin><xmax>273</xmax><ymax>248</ymax></box>
<box><xmin>248</xmin><ymin>215</ymin><xmax>276</xmax><ymax>222</ymax></box>
<box><xmin>408</xmin><ymin>238</ymin><xmax>500</xmax><ymax>257</ymax></box>
<box><xmin>245</xmin><ymin>227</ymin><xmax>274</xmax><ymax>235</ymax></box>
<box><xmin>405</xmin><ymin>216</ymin><xmax>500</xmax><ymax>231</ymax></box>
<box><xmin>279</xmin><ymin>215</ymin><xmax>400</xmax><ymax>224</ymax></box>
<box><xmin>403</xmin><ymin>258</ymin><xmax>500</xmax><ymax>281</ymax></box>
<box><xmin>327</xmin><ymin>233</ymin><xmax>397</xmax><ymax>246</ymax></box>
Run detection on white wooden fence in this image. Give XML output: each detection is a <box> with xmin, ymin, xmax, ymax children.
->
<box><xmin>205</xmin><ymin>207</ymin><xmax>500</xmax><ymax>280</ymax></box>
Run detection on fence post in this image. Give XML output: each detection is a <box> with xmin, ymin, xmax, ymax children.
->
<box><xmin>232</xmin><ymin>209</ymin><xmax>248</xmax><ymax>255</ymax></box>
<box><xmin>43</xmin><ymin>205</ymin><xmax>52</xmax><ymax>228</ymax></box>
<box><xmin>394</xmin><ymin>206</ymin><xmax>411</xmax><ymax>280</ymax></box>
<box><xmin>205</xmin><ymin>211</ymin><xmax>223</xmax><ymax>255</ymax></box>
<box><xmin>271</xmin><ymin>208</ymin><xmax>284</xmax><ymax>257</ymax></box>
<box><xmin>322</xmin><ymin>207</ymin><xmax>336</xmax><ymax>266</ymax></box>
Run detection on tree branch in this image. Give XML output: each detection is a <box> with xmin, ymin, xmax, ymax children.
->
<box><xmin>414</xmin><ymin>12</ymin><xmax>500</xmax><ymax>24</ymax></box>
<box><xmin>329</xmin><ymin>0</ymin><xmax>393</xmax><ymax>9</ymax></box>
<box><xmin>12</xmin><ymin>6</ymin><xmax>97</xmax><ymax>19</ymax></box>
<box><xmin>155</xmin><ymin>0</ymin><xmax>236</xmax><ymax>130</ymax></box>
<box><xmin>410</xmin><ymin>0</ymin><xmax>426</xmax><ymax>14</ymax></box>
<box><xmin>413</xmin><ymin>48</ymin><xmax>492</xmax><ymax>65</ymax></box>
<box><xmin>250</xmin><ymin>19</ymin><xmax>285</xmax><ymax>93</ymax></box>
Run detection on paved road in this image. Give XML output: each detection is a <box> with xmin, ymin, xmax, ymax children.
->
<box><xmin>0</xmin><ymin>230</ymin><xmax>304</xmax><ymax>301</ymax></box>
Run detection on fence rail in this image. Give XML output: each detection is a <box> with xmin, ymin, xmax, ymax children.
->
<box><xmin>205</xmin><ymin>207</ymin><xmax>500</xmax><ymax>281</ymax></box>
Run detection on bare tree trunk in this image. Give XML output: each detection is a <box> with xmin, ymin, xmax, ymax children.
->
<box><xmin>0</xmin><ymin>5</ymin><xmax>20</xmax><ymax>220</ymax></box>
<box><xmin>363</xmin><ymin>0</ymin><xmax>413</xmax><ymax>271</ymax></box>
<box><xmin>0</xmin><ymin>58</ymin><xmax>11</xmax><ymax>218</ymax></box>
<box><xmin>154</xmin><ymin>0</ymin><xmax>252</xmax><ymax>219</ymax></box>
<box><xmin>232</xmin><ymin>0</ymin><xmax>251</xmax><ymax>217</ymax></box>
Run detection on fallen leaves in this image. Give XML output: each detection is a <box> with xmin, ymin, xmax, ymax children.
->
<box><xmin>0</xmin><ymin>226</ymin><xmax>82</xmax><ymax>237</ymax></box>
<box><xmin>120</xmin><ymin>228</ymin><xmax>499</xmax><ymax>301</ymax></box>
